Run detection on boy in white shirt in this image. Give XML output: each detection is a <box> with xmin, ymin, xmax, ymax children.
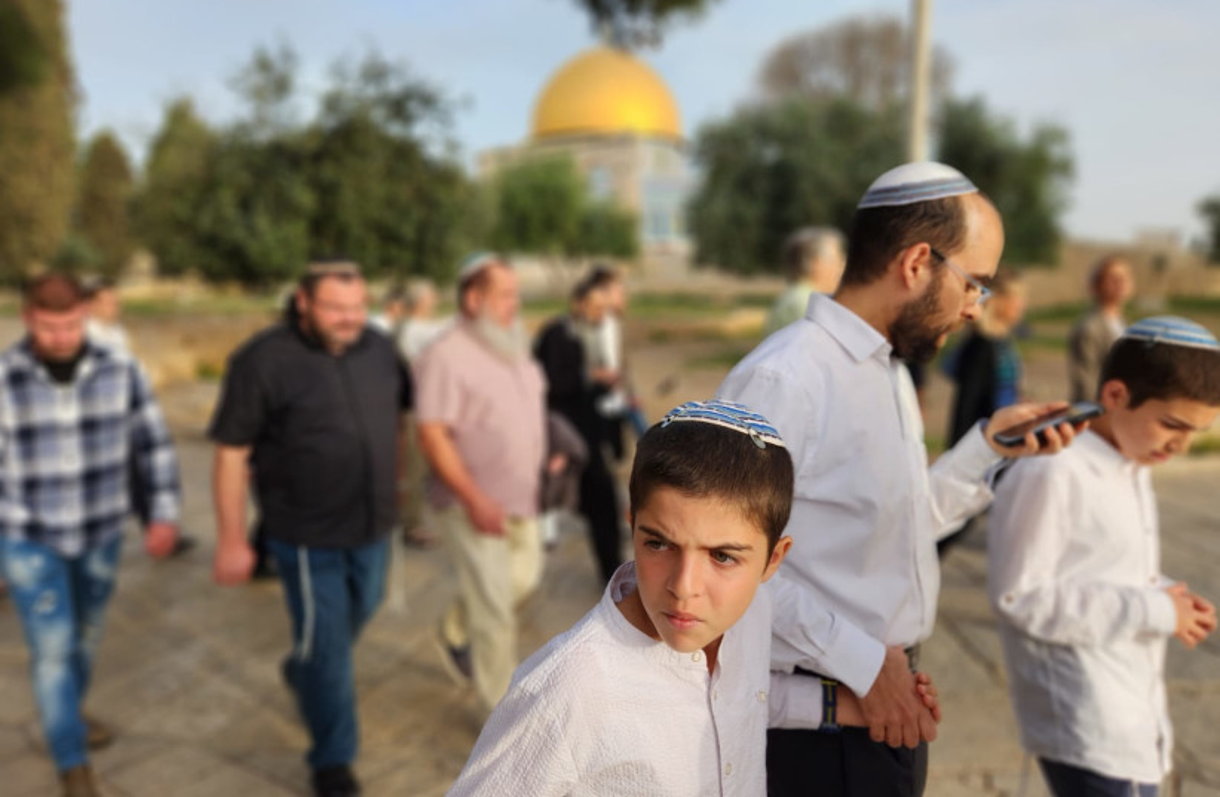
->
<box><xmin>988</xmin><ymin>316</ymin><xmax>1220</xmax><ymax>797</ymax></box>
<box><xmin>450</xmin><ymin>399</ymin><xmax>927</xmax><ymax>796</ymax></box>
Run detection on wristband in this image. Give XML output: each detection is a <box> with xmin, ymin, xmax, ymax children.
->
<box><xmin>820</xmin><ymin>677</ymin><xmax>841</xmax><ymax>733</ymax></box>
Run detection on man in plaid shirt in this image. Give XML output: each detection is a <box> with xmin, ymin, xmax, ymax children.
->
<box><xmin>0</xmin><ymin>274</ymin><xmax>181</xmax><ymax>797</ymax></box>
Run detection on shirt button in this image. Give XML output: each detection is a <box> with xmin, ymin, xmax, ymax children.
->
<box><xmin>724</xmin><ymin>763</ymin><xmax>733</xmax><ymax>776</ymax></box>
<box><xmin>713</xmin><ymin>690</ymin><xmax>720</xmax><ymax>701</ymax></box>
<box><xmin>691</xmin><ymin>651</ymin><xmax>703</xmax><ymax>663</ymax></box>
<box><xmin>757</xmin><ymin>690</ymin><xmax>767</xmax><ymax>703</ymax></box>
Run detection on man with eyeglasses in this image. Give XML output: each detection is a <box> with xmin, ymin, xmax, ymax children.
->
<box><xmin>719</xmin><ymin>162</ymin><xmax>1082</xmax><ymax>797</ymax></box>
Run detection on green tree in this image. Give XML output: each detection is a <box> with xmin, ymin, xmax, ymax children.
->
<box><xmin>573</xmin><ymin>0</ymin><xmax>719</xmax><ymax>47</ymax></box>
<box><xmin>687</xmin><ymin>97</ymin><xmax>903</xmax><ymax>275</ymax></box>
<box><xmin>77</xmin><ymin>131</ymin><xmax>135</xmax><ymax>277</ymax></box>
<box><xmin>0</xmin><ymin>3</ymin><xmax>47</xmax><ymax>91</ymax></box>
<box><xmin>0</xmin><ymin>0</ymin><xmax>75</xmax><ymax>281</ymax></box>
<box><xmin>491</xmin><ymin>156</ymin><xmax>587</xmax><ymax>256</ymax></box>
<box><xmin>574</xmin><ymin>201</ymin><xmax>639</xmax><ymax>259</ymax></box>
<box><xmin>307</xmin><ymin>51</ymin><xmax>469</xmax><ymax>283</ymax></box>
<box><xmin>938</xmin><ymin>97</ymin><xmax>1073</xmax><ymax>265</ymax></box>
<box><xmin>1198</xmin><ymin>195</ymin><xmax>1220</xmax><ymax>264</ymax></box>
<box><xmin>135</xmin><ymin>98</ymin><xmax>216</xmax><ymax>276</ymax></box>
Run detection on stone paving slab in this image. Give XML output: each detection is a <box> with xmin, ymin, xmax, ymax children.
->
<box><xmin>1</xmin><ymin>432</ymin><xmax>1218</xmax><ymax>795</ymax></box>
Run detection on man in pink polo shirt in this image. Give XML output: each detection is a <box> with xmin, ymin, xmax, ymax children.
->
<box><xmin>414</xmin><ymin>253</ymin><xmax>548</xmax><ymax>714</ymax></box>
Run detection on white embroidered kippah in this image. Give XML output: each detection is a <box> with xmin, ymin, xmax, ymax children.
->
<box><xmin>1122</xmin><ymin>316</ymin><xmax>1220</xmax><ymax>351</ymax></box>
<box><xmin>457</xmin><ymin>252</ymin><xmax>505</xmax><ymax>285</ymax></box>
<box><xmin>659</xmin><ymin>399</ymin><xmax>786</xmax><ymax>449</ymax></box>
<box><xmin>857</xmin><ymin>162</ymin><xmax>978</xmax><ymax>209</ymax></box>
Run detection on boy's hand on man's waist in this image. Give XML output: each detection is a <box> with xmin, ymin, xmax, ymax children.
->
<box><xmin>858</xmin><ymin>646</ymin><xmax>939</xmax><ymax>749</ymax></box>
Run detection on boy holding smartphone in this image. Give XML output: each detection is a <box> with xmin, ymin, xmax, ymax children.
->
<box><xmin>988</xmin><ymin>316</ymin><xmax>1220</xmax><ymax>796</ymax></box>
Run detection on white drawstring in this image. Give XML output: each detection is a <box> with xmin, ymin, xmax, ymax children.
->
<box><xmin>296</xmin><ymin>546</ymin><xmax>315</xmax><ymax>661</ymax></box>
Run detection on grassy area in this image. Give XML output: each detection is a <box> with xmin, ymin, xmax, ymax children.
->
<box><xmin>1024</xmin><ymin>301</ymin><xmax>1089</xmax><ymax>323</ymax></box>
<box><xmin>122</xmin><ymin>294</ymin><xmax>282</xmax><ymax>317</ymax></box>
<box><xmin>685</xmin><ymin>345</ymin><xmax>754</xmax><ymax>371</ymax></box>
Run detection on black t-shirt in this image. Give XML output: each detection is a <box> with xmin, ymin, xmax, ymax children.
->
<box><xmin>209</xmin><ymin>322</ymin><xmax>412</xmax><ymax>548</ymax></box>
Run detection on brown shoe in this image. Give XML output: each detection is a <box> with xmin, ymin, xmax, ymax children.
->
<box><xmin>60</xmin><ymin>765</ymin><xmax>100</xmax><ymax>797</ymax></box>
<box><xmin>83</xmin><ymin>714</ymin><xmax>115</xmax><ymax>750</ymax></box>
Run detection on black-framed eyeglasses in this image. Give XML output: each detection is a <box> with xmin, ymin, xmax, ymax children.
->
<box><xmin>929</xmin><ymin>247</ymin><xmax>992</xmax><ymax>306</ymax></box>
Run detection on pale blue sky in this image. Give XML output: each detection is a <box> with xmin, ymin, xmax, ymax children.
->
<box><xmin>68</xmin><ymin>0</ymin><xmax>1220</xmax><ymax>243</ymax></box>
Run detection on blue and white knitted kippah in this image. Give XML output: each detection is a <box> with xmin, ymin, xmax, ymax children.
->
<box><xmin>659</xmin><ymin>399</ymin><xmax>786</xmax><ymax>449</ymax></box>
<box><xmin>857</xmin><ymin>162</ymin><xmax>978</xmax><ymax>209</ymax></box>
<box><xmin>1122</xmin><ymin>316</ymin><xmax>1220</xmax><ymax>351</ymax></box>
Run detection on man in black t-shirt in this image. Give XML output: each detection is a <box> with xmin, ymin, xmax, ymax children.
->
<box><xmin>209</xmin><ymin>261</ymin><xmax>412</xmax><ymax>797</ymax></box>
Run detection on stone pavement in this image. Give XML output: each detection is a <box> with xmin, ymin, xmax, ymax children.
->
<box><xmin>2</xmin><ymin>428</ymin><xmax>1219</xmax><ymax>796</ymax></box>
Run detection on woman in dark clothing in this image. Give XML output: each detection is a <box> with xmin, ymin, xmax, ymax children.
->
<box><xmin>533</xmin><ymin>278</ymin><xmax>624</xmax><ymax>583</ymax></box>
<box><xmin>939</xmin><ymin>268</ymin><xmax>1027</xmax><ymax>556</ymax></box>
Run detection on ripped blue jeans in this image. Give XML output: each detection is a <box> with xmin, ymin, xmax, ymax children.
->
<box><xmin>0</xmin><ymin>535</ymin><xmax>122</xmax><ymax>772</ymax></box>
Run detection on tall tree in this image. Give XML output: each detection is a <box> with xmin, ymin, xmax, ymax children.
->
<box><xmin>938</xmin><ymin>97</ymin><xmax>1073</xmax><ymax>265</ymax></box>
<box><xmin>757</xmin><ymin>15</ymin><xmax>954</xmax><ymax>112</ymax></box>
<box><xmin>491</xmin><ymin>156</ymin><xmax>586</xmax><ymax>257</ymax></box>
<box><xmin>0</xmin><ymin>2</ymin><xmax>47</xmax><ymax>91</ymax></box>
<box><xmin>77</xmin><ymin>131</ymin><xmax>135</xmax><ymax>277</ymax></box>
<box><xmin>1199</xmin><ymin>195</ymin><xmax>1220</xmax><ymax>264</ymax></box>
<box><xmin>572</xmin><ymin>0</ymin><xmax>719</xmax><ymax>48</ymax></box>
<box><xmin>136</xmin><ymin>98</ymin><xmax>216</xmax><ymax>277</ymax></box>
<box><xmin>687</xmin><ymin>98</ymin><xmax>903</xmax><ymax>275</ymax></box>
<box><xmin>0</xmin><ymin>0</ymin><xmax>75</xmax><ymax>281</ymax></box>
<box><xmin>307</xmin><ymin>51</ymin><xmax>467</xmax><ymax>282</ymax></box>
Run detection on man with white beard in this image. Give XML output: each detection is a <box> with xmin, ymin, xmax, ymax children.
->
<box><xmin>414</xmin><ymin>253</ymin><xmax>548</xmax><ymax>715</ymax></box>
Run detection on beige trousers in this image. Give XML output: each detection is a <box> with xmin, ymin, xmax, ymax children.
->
<box><xmin>435</xmin><ymin>506</ymin><xmax>542</xmax><ymax>711</ymax></box>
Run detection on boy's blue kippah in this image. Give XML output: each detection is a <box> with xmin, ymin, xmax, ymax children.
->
<box><xmin>659</xmin><ymin>399</ymin><xmax>786</xmax><ymax>449</ymax></box>
<box><xmin>1122</xmin><ymin>316</ymin><xmax>1220</xmax><ymax>351</ymax></box>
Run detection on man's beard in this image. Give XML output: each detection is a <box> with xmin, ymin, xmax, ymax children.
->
<box><xmin>473</xmin><ymin>314</ymin><xmax>527</xmax><ymax>361</ymax></box>
<box><xmin>889</xmin><ymin>271</ymin><xmax>956</xmax><ymax>364</ymax></box>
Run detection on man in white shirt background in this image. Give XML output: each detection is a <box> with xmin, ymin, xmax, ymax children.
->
<box><xmin>763</xmin><ymin>226</ymin><xmax>847</xmax><ymax>336</ymax></box>
<box><xmin>719</xmin><ymin>162</ymin><xmax>1082</xmax><ymax>797</ymax></box>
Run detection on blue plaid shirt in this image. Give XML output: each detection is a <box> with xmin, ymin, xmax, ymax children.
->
<box><xmin>0</xmin><ymin>339</ymin><xmax>181</xmax><ymax>556</ymax></box>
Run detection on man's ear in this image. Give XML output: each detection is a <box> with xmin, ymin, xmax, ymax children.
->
<box><xmin>294</xmin><ymin>288</ymin><xmax>309</xmax><ymax>317</ymax></box>
<box><xmin>761</xmin><ymin>536</ymin><xmax>793</xmax><ymax>582</ymax></box>
<box><xmin>895</xmin><ymin>243</ymin><xmax>934</xmax><ymax>294</ymax></box>
<box><xmin>1098</xmin><ymin>379</ymin><xmax>1130</xmax><ymax>412</ymax></box>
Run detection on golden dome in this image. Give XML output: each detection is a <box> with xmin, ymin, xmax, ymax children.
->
<box><xmin>531</xmin><ymin>46</ymin><xmax>682</xmax><ymax>141</ymax></box>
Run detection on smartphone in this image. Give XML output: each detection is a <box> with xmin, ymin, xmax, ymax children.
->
<box><xmin>992</xmin><ymin>401</ymin><xmax>1103</xmax><ymax>447</ymax></box>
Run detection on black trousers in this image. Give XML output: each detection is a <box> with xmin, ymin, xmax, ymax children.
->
<box><xmin>578</xmin><ymin>447</ymin><xmax>622</xmax><ymax>584</ymax></box>
<box><xmin>767</xmin><ymin>727</ymin><xmax>928</xmax><ymax>797</ymax></box>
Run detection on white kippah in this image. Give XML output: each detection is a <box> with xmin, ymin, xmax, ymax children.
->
<box><xmin>858</xmin><ymin>162</ymin><xmax>978</xmax><ymax>209</ymax></box>
<box><xmin>1122</xmin><ymin>316</ymin><xmax>1220</xmax><ymax>351</ymax></box>
<box><xmin>457</xmin><ymin>252</ymin><xmax>504</xmax><ymax>285</ymax></box>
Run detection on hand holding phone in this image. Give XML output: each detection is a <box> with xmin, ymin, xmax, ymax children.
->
<box><xmin>991</xmin><ymin>401</ymin><xmax>1103</xmax><ymax>448</ymax></box>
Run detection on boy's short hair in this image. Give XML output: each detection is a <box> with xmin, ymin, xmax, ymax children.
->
<box><xmin>25</xmin><ymin>273</ymin><xmax>87</xmax><ymax>311</ymax></box>
<box><xmin>628</xmin><ymin>410</ymin><xmax>794</xmax><ymax>554</ymax></box>
<box><xmin>1100</xmin><ymin>318</ymin><xmax>1220</xmax><ymax>407</ymax></box>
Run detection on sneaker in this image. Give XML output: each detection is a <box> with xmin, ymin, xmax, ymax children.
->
<box><xmin>60</xmin><ymin>765</ymin><xmax>100</xmax><ymax>797</ymax></box>
<box><xmin>83</xmin><ymin>713</ymin><xmax>115</xmax><ymax>750</ymax></box>
<box><xmin>312</xmin><ymin>765</ymin><xmax>361</xmax><ymax>797</ymax></box>
<box><xmin>434</xmin><ymin>621</ymin><xmax>473</xmax><ymax>685</ymax></box>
